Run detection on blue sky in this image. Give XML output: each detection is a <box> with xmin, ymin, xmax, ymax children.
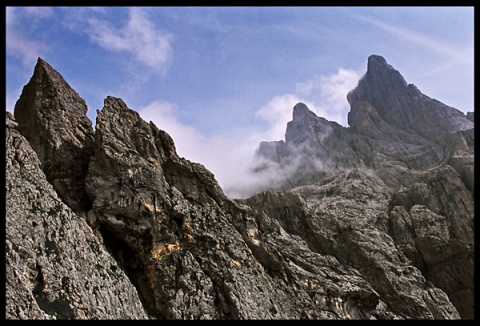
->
<box><xmin>6</xmin><ymin>6</ymin><xmax>474</xmax><ymax>197</ymax></box>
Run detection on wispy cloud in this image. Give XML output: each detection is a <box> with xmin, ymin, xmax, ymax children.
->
<box><xmin>85</xmin><ymin>8</ymin><xmax>173</xmax><ymax>74</ymax></box>
<box><xmin>296</xmin><ymin>68</ymin><xmax>361</xmax><ymax>127</ymax></box>
<box><xmin>137</xmin><ymin>66</ymin><xmax>362</xmax><ymax>198</ymax></box>
<box><xmin>255</xmin><ymin>94</ymin><xmax>310</xmax><ymax>141</ymax></box>
<box><xmin>138</xmin><ymin>101</ymin><xmax>266</xmax><ymax>197</ymax></box>
<box><xmin>353</xmin><ymin>13</ymin><xmax>472</xmax><ymax>64</ymax></box>
<box><xmin>19</xmin><ymin>7</ymin><xmax>55</xmax><ymax>19</ymax></box>
<box><xmin>254</xmin><ymin>67</ymin><xmax>360</xmax><ymax>142</ymax></box>
<box><xmin>138</xmin><ymin>100</ymin><xmax>206</xmax><ymax>158</ymax></box>
<box><xmin>6</xmin><ymin>7</ymin><xmax>51</xmax><ymax>67</ymax></box>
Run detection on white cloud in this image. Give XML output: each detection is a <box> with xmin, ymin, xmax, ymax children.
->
<box><xmin>138</xmin><ymin>100</ymin><xmax>202</xmax><ymax>154</ymax></box>
<box><xmin>86</xmin><ymin>7</ymin><xmax>173</xmax><ymax>73</ymax></box>
<box><xmin>255</xmin><ymin>94</ymin><xmax>307</xmax><ymax>141</ymax></box>
<box><xmin>296</xmin><ymin>68</ymin><xmax>361</xmax><ymax>127</ymax></box>
<box><xmin>137</xmin><ymin>67</ymin><xmax>361</xmax><ymax>198</ymax></box>
<box><xmin>218</xmin><ymin>69</ymin><xmax>361</xmax><ymax>195</ymax></box>
<box><xmin>137</xmin><ymin>100</ymin><xmax>265</xmax><ymax>197</ymax></box>
<box><xmin>6</xmin><ymin>32</ymin><xmax>46</xmax><ymax>67</ymax></box>
<box><xmin>254</xmin><ymin>67</ymin><xmax>360</xmax><ymax>139</ymax></box>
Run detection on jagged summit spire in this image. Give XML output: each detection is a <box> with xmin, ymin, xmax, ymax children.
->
<box><xmin>364</xmin><ymin>54</ymin><xmax>408</xmax><ymax>88</ymax></box>
<box><xmin>293</xmin><ymin>102</ymin><xmax>309</xmax><ymax>112</ymax></box>
<box><xmin>14</xmin><ymin>56</ymin><xmax>92</xmax><ymax>136</ymax></box>
<box><xmin>37</xmin><ymin>56</ymin><xmax>47</xmax><ymax>64</ymax></box>
<box><xmin>367</xmin><ymin>54</ymin><xmax>389</xmax><ymax>70</ymax></box>
<box><xmin>347</xmin><ymin>55</ymin><xmax>472</xmax><ymax>136</ymax></box>
<box><xmin>292</xmin><ymin>102</ymin><xmax>320</xmax><ymax>122</ymax></box>
<box><xmin>292</xmin><ymin>102</ymin><xmax>312</xmax><ymax>119</ymax></box>
<box><xmin>32</xmin><ymin>57</ymin><xmax>72</xmax><ymax>88</ymax></box>
<box><xmin>13</xmin><ymin>57</ymin><xmax>95</xmax><ymax>212</ymax></box>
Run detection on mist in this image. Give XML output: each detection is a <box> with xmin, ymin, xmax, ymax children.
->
<box><xmin>138</xmin><ymin>68</ymin><xmax>360</xmax><ymax>199</ymax></box>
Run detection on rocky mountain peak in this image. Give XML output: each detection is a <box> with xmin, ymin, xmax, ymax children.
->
<box><xmin>247</xmin><ymin>55</ymin><xmax>473</xmax><ymax>319</ymax></box>
<box><xmin>104</xmin><ymin>95</ymin><xmax>128</xmax><ymax>110</ymax></box>
<box><xmin>6</xmin><ymin>56</ymin><xmax>473</xmax><ymax>320</ymax></box>
<box><xmin>365</xmin><ymin>54</ymin><xmax>408</xmax><ymax>87</ymax></box>
<box><xmin>13</xmin><ymin>57</ymin><xmax>95</xmax><ymax>212</ymax></box>
<box><xmin>286</xmin><ymin>102</ymin><xmax>335</xmax><ymax>145</ymax></box>
<box><xmin>347</xmin><ymin>55</ymin><xmax>472</xmax><ymax>138</ymax></box>
<box><xmin>255</xmin><ymin>55</ymin><xmax>474</xmax><ymax>186</ymax></box>
<box><xmin>346</xmin><ymin>54</ymin><xmax>407</xmax><ymax>109</ymax></box>
<box><xmin>292</xmin><ymin>102</ymin><xmax>313</xmax><ymax>120</ymax></box>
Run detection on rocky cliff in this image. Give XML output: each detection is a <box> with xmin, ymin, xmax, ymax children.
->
<box><xmin>5</xmin><ymin>55</ymin><xmax>474</xmax><ymax>320</ymax></box>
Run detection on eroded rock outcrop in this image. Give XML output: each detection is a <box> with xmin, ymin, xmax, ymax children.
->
<box><xmin>250</xmin><ymin>55</ymin><xmax>474</xmax><ymax>319</ymax></box>
<box><xmin>13</xmin><ymin>58</ymin><xmax>94</xmax><ymax>212</ymax></box>
<box><xmin>241</xmin><ymin>169</ymin><xmax>461</xmax><ymax>319</ymax></box>
<box><xmin>83</xmin><ymin>95</ymin><xmax>401</xmax><ymax>319</ymax></box>
<box><xmin>5</xmin><ymin>55</ymin><xmax>473</xmax><ymax>320</ymax></box>
<box><xmin>253</xmin><ymin>55</ymin><xmax>473</xmax><ymax>192</ymax></box>
<box><xmin>6</xmin><ymin>112</ymin><xmax>149</xmax><ymax>319</ymax></box>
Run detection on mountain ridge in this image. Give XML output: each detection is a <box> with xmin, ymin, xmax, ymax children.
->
<box><xmin>249</xmin><ymin>55</ymin><xmax>473</xmax><ymax>193</ymax></box>
<box><xmin>5</xmin><ymin>55</ymin><xmax>474</xmax><ymax>319</ymax></box>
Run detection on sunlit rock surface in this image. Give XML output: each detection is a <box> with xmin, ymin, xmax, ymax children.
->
<box><xmin>6</xmin><ymin>112</ymin><xmax>150</xmax><ymax>320</ymax></box>
<box><xmin>5</xmin><ymin>55</ymin><xmax>473</xmax><ymax>319</ymax></box>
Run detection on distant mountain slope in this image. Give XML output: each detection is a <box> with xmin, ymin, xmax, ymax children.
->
<box><xmin>251</xmin><ymin>54</ymin><xmax>473</xmax><ymax>193</ymax></box>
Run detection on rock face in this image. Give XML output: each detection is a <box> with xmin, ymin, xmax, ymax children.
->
<box><xmin>13</xmin><ymin>58</ymin><xmax>94</xmax><ymax>212</ymax></box>
<box><xmin>6</xmin><ymin>112</ymin><xmax>149</xmax><ymax>319</ymax></box>
<box><xmin>5</xmin><ymin>55</ymin><xmax>474</xmax><ymax>320</ymax></box>
<box><xmin>251</xmin><ymin>55</ymin><xmax>474</xmax><ymax>319</ymax></box>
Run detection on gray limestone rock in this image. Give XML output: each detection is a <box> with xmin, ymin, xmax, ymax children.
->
<box><xmin>84</xmin><ymin>95</ymin><xmax>395</xmax><ymax>319</ymax></box>
<box><xmin>466</xmin><ymin>111</ymin><xmax>474</xmax><ymax>123</ymax></box>
<box><xmin>13</xmin><ymin>58</ymin><xmax>95</xmax><ymax>212</ymax></box>
<box><xmin>5</xmin><ymin>55</ymin><xmax>473</xmax><ymax>320</ymax></box>
<box><xmin>249</xmin><ymin>55</ymin><xmax>474</xmax><ymax>319</ymax></box>
<box><xmin>5</xmin><ymin>113</ymin><xmax>150</xmax><ymax>320</ymax></box>
<box><xmin>242</xmin><ymin>169</ymin><xmax>461</xmax><ymax>319</ymax></box>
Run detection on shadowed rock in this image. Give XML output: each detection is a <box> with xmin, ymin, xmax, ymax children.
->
<box><xmin>249</xmin><ymin>55</ymin><xmax>474</xmax><ymax>319</ymax></box>
<box><xmin>5</xmin><ymin>55</ymin><xmax>472</xmax><ymax>320</ymax></box>
<box><xmin>6</xmin><ymin>112</ymin><xmax>149</xmax><ymax>319</ymax></box>
<box><xmin>13</xmin><ymin>57</ymin><xmax>95</xmax><ymax>212</ymax></box>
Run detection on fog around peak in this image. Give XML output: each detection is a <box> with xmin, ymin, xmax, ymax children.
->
<box><xmin>138</xmin><ymin>68</ymin><xmax>360</xmax><ymax>198</ymax></box>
